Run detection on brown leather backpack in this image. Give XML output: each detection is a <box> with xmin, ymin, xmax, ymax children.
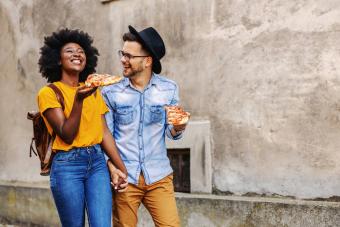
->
<box><xmin>27</xmin><ymin>84</ymin><xmax>65</xmax><ymax>176</ymax></box>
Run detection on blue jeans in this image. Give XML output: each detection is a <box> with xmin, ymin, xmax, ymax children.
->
<box><xmin>50</xmin><ymin>145</ymin><xmax>112</xmax><ymax>227</ymax></box>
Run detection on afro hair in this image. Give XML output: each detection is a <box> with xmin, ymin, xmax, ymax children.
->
<box><xmin>38</xmin><ymin>28</ymin><xmax>99</xmax><ymax>83</ymax></box>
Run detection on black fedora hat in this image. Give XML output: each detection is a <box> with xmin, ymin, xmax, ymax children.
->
<box><xmin>128</xmin><ymin>25</ymin><xmax>165</xmax><ymax>74</ymax></box>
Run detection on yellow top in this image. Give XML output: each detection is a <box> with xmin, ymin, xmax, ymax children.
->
<box><xmin>37</xmin><ymin>81</ymin><xmax>108</xmax><ymax>151</ymax></box>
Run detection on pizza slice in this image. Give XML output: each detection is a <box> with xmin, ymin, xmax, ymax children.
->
<box><xmin>164</xmin><ymin>106</ymin><xmax>190</xmax><ymax>125</ymax></box>
<box><xmin>85</xmin><ymin>73</ymin><xmax>123</xmax><ymax>88</ymax></box>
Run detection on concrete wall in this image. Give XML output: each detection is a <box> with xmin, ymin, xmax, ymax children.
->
<box><xmin>2</xmin><ymin>0</ymin><xmax>340</xmax><ymax>201</ymax></box>
<box><xmin>0</xmin><ymin>0</ymin><xmax>113</xmax><ymax>182</ymax></box>
<box><xmin>1</xmin><ymin>183</ymin><xmax>340</xmax><ymax>227</ymax></box>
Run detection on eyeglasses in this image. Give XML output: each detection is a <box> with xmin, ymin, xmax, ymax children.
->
<box><xmin>118</xmin><ymin>50</ymin><xmax>149</xmax><ymax>61</ymax></box>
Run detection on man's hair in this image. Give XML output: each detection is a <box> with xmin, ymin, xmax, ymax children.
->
<box><xmin>122</xmin><ymin>32</ymin><xmax>138</xmax><ymax>42</ymax></box>
<box><xmin>122</xmin><ymin>32</ymin><xmax>150</xmax><ymax>55</ymax></box>
<box><xmin>38</xmin><ymin>28</ymin><xmax>99</xmax><ymax>83</ymax></box>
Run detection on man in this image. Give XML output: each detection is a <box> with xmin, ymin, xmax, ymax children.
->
<box><xmin>102</xmin><ymin>25</ymin><xmax>188</xmax><ymax>227</ymax></box>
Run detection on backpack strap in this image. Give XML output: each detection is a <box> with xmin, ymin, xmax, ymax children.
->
<box><xmin>47</xmin><ymin>83</ymin><xmax>65</xmax><ymax>110</ymax></box>
<box><xmin>47</xmin><ymin>83</ymin><xmax>65</xmax><ymax>139</ymax></box>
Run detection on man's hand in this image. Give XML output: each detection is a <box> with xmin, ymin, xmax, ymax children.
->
<box><xmin>165</xmin><ymin>105</ymin><xmax>190</xmax><ymax>136</ymax></box>
<box><xmin>170</xmin><ymin>122</ymin><xmax>188</xmax><ymax>137</ymax></box>
<box><xmin>112</xmin><ymin>176</ymin><xmax>128</xmax><ymax>192</ymax></box>
<box><xmin>107</xmin><ymin>160</ymin><xmax>128</xmax><ymax>192</ymax></box>
<box><xmin>173</xmin><ymin>123</ymin><xmax>187</xmax><ymax>133</ymax></box>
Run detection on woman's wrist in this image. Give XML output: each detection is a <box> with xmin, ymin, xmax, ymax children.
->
<box><xmin>74</xmin><ymin>95</ymin><xmax>84</xmax><ymax>104</ymax></box>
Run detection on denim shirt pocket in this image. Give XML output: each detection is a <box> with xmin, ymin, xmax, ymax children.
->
<box><xmin>115</xmin><ymin>106</ymin><xmax>134</xmax><ymax>125</ymax></box>
<box><xmin>149</xmin><ymin>105</ymin><xmax>165</xmax><ymax>124</ymax></box>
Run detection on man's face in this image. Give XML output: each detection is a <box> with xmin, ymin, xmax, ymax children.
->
<box><xmin>120</xmin><ymin>41</ymin><xmax>149</xmax><ymax>78</ymax></box>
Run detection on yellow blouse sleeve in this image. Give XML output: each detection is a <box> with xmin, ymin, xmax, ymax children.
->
<box><xmin>96</xmin><ymin>89</ymin><xmax>109</xmax><ymax>115</ymax></box>
<box><xmin>37</xmin><ymin>86</ymin><xmax>62</xmax><ymax>114</ymax></box>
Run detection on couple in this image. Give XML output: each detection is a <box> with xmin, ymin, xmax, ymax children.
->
<box><xmin>37</xmin><ymin>25</ymin><xmax>187</xmax><ymax>227</ymax></box>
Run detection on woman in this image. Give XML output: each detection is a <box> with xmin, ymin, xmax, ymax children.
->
<box><xmin>37</xmin><ymin>28</ymin><xmax>127</xmax><ymax>227</ymax></box>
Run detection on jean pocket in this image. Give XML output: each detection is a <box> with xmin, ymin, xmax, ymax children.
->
<box><xmin>93</xmin><ymin>147</ymin><xmax>105</xmax><ymax>160</ymax></box>
<box><xmin>93</xmin><ymin>144</ymin><xmax>103</xmax><ymax>154</ymax></box>
<box><xmin>115</xmin><ymin>106</ymin><xmax>134</xmax><ymax>125</ymax></box>
<box><xmin>54</xmin><ymin>151</ymin><xmax>77</xmax><ymax>163</ymax></box>
<box><xmin>150</xmin><ymin>105</ymin><xmax>165</xmax><ymax>124</ymax></box>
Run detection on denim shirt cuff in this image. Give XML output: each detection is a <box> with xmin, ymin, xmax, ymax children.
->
<box><xmin>166</xmin><ymin>124</ymin><xmax>183</xmax><ymax>140</ymax></box>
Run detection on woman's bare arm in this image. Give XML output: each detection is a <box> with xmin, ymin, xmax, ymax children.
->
<box><xmin>43</xmin><ymin>85</ymin><xmax>96</xmax><ymax>144</ymax></box>
<box><xmin>101</xmin><ymin>115</ymin><xmax>127</xmax><ymax>175</ymax></box>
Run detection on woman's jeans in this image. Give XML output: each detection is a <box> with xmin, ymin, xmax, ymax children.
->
<box><xmin>50</xmin><ymin>145</ymin><xmax>112</xmax><ymax>227</ymax></box>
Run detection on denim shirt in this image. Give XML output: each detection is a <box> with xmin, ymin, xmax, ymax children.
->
<box><xmin>102</xmin><ymin>74</ymin><xmax>183</xmax><ymax>185</ymax></box>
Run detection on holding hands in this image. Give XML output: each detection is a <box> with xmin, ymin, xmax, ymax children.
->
<box><xmin>107</xmin><ymin>160</ymin><xmax>128</xmax><ymax>192</ymax></box>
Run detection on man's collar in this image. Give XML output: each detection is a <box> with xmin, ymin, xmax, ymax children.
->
<box><xmin>122</xmin><ymin>77</ymin><xmax>130</xmax><ymax>87</ymax></box>
<box><xmin>123</xmin><ymin>73</ymin><xmax>158</xmax><ymax>88</ymax></box>
<box><xmin>149</xmin><ymin>73</ymin><xmax>158</xmax><ymax>86</ymax></box>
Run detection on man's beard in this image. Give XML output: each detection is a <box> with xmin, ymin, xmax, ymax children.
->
<box><xmin>123</xmin><ymin>65</ymin><xmax>143</xmax><ymax>78</ymax></box>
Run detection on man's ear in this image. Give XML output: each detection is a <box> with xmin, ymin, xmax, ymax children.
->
<box><xmin>145</xmin><ymin>56</ymin><xmax>153</xmax><ymax>68</ymax></box>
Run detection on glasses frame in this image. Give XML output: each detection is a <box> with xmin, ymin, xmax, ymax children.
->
<box><xmin>118</xmin><ymin>50</ymin><xmax>149</xmax><ymax>61</ymax></box>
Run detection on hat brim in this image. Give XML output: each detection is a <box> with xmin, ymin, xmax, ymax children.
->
<box><xmin>129</xmin><ymin>25</ymin><xmax>162</xmax><ymax>74</ymax></box>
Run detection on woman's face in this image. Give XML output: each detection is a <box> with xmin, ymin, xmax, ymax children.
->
<box><xmin>60</xmin><ymin>42</ymin><xmax>86</xmax><ymax>73</ymax></box>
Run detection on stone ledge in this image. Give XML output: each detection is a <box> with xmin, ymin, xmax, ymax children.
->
<box><xmin>1</xmin><ymin>183</ymin><xmax>340</xmax><ymax>227</ymax></box>
<box><xmin>175</xmin><ymin>192</ymin><xmax>340</xmax><ymax>207</ymax></box>
<box><xmin>0</xmin><ymin>180</ymin><xmax>49</xmax><ymax>189</ymax></box>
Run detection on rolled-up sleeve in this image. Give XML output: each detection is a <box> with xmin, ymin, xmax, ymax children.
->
<box><xmin>166</xmin><ymin>124</ymin><xmax>183</xmax><ymax>140</ymax></box>
<box><xmin>165</xmin><ymin>84</ymin><xmax>183</xmax><ymax>140</ymax></box>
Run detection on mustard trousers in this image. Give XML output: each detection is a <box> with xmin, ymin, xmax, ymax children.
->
<box><xmin>113</xmin><ymin>174</ymin><xmax>180</xmax><ymax>227</ymax></box>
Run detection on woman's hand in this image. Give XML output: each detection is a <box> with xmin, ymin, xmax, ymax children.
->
<box><xmin>112</xmin><ymin>175</ymin><xmax>128</xmax><ymax>192</ymax></box>
<box><xmin>107</xmin><ymin>160</ymin><xmax>128</xmax><ymax>192</ymax></box>
<box><xmin>75</xmin><ymin>85</ymin><xmax>97</xmax><ymax>102</ymax></box>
